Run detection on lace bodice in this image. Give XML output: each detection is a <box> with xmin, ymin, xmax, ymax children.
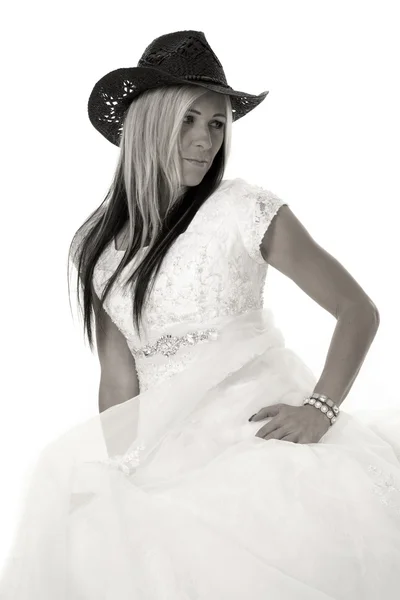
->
<box><xmin>74</xmin><ymin>178</ymin><xmax>288</xmax><ymax>392</ymax></box>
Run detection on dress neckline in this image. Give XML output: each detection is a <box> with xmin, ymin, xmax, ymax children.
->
<box><xmin>113</xmin><ymin>232</ymin><xmax>184</xmax><ymax>253</ymax></box>
<box><xmin>111</xmin><ymin>180</ymin><xmax>229</xmax><ymax>253</ymax></box>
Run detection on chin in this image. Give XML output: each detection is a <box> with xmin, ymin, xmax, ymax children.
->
<box><xmin>181</xmin><ymin>171</ymin><xmax>208</xmax><ymax>186</ymax></box>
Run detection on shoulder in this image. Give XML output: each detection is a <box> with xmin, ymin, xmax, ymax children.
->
<box><xmin>222</xmin><ymin>178</ymin><xmax>289</xmax><ymax>264</ymax></box>
<box><xmin>227</xmin><ymin>177</ymin><xmax>289</xmax><ymax>225</ymax></box>
<box><xmin>225</xmin><ymin>177</ymin><xmax>287</xmax><ymax>209</ymax></box>
<box><xmin>260</xmin><ymin>200</ymin><xmax>320</xmax><ymax>270</ymax></box>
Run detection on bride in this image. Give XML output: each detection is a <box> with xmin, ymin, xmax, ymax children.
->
<box><xmin>1</xmin><ymin>29</ymin><xmax>400</xmax><ymax>600</ymax></box>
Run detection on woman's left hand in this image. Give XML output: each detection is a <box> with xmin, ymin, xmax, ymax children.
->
<box><xmin>249</xmin><ymin>403</ymin><xmax>331</xmax><ymax>444</ymax></box>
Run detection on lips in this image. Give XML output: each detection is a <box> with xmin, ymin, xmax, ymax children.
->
<box><xmin>185</xmin><ymin>158</ymin><xmax>207</xmax><ymax>165</ymax></box>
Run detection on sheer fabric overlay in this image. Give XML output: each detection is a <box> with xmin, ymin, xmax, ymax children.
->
<box><xmin>1</xmin><ymin>307</ymin><xmax>400</xmax><ymax>599</ymax></box>
<box><xmin>1</xmin><ymin>178</ymin><xmax>400</xmax><ymax>599</ymax></box>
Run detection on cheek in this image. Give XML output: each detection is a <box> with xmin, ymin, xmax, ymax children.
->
<box><xmin>215</xmin><ymin>136</ymin><xmax>224</xmax><ymax>153</ymax></box>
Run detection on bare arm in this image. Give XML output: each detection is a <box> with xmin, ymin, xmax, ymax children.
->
<box><xmin>98</xmin><ymin>381</ymin><xmax>139</xmax><ymax>414</ymax></box>
<box><xmin>92</xmin><ymin>286</ymin><xmax>140</xmax><ymax>413</ymax></box>
<box><xmin>260</xmin><ymin>205</ymin><xmax>380</xmax><ymax>407</ymax></box>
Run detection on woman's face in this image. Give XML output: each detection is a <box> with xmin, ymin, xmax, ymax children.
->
<box><xmin>180</xmin><ymin>90</ymin><xmax>226</xmax><ymax>186</ymax></box>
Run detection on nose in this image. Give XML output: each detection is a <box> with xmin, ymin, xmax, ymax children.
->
<box><xmin>190</xmin><ymin>125</ymin><xmax>213</xmax><ymax>150</ymax></box>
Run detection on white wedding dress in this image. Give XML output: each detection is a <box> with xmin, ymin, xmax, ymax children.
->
<box><xmin>1</xmin><ymin>177</ymin><xmax>400</xmax><ymax>599</ymax></box>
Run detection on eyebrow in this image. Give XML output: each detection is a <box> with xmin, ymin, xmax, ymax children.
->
<box><xmin>188</xmin><ymin>109</ymin><xmax>226</xmax><ymax>119</ymax></box>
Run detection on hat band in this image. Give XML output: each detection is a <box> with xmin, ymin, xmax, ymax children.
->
<box><xmin>183</xmin><ymin>74</ymin><xmax>230</xmax><ymax>88</ymax></box>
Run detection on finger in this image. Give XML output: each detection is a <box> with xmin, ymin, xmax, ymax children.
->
<box><xmin>249</xmin><ymin>404</ymin><xmax>282</xmax><ymax>422</ymax></box>
<box><xmin>257</xmin><ymin>427</ymin><xmax>287</xmax><ymax>441</ymax></box>
<box><xmin>254</xmin><ymin>420</ymin><xmax>281</xmax><ymax>439</ymax></box>
<box><xmin>264</xmin><ymin>427</ymin><xmax>288</xmax><ymax>441</ymax></box>
<box><xmin>280</xmin><ymin>433</ymin><xmax>298</xmax><ymax>443</ymax></box>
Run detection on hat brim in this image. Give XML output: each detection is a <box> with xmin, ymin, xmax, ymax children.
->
<box><xmin>88</xmin><ymin>65</ymin><xmax>269</xmax><ymax>146</ymax></box>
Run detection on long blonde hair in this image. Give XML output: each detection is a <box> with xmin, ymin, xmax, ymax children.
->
<box><xmin>68</xmin><ymin>84</ymin><xmax>232</xmax><ymax>350</ymax></box>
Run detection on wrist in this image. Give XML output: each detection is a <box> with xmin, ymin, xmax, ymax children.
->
<box><xmin>303</xmin><ymin>394</ymin><xmax>340</xmax><ymax>426</ymax></box>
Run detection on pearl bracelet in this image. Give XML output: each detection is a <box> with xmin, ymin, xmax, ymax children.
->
<box><xmin>303</xmin><ymin>392</ymin><xmax>340</xmax><ymax>426</ymax></box>
<box><xmin>311</xmin><ymin>393</ymin><xmax>340</xmax><ymax>415</ymax></box>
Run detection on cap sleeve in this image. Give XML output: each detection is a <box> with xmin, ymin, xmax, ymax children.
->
<box><xmin>229</xmin><ymin>178</ymin><xmax>288</xmax><ymax>264</ymax></box>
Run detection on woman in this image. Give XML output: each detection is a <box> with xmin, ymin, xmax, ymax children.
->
<box><xmin>1</xmin><ymin>30</ymin><xmax>400</xmax><ymax>599</ymax></box>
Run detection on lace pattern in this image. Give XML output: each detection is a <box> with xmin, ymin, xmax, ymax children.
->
<box><xmin>231</xmin><ymin>178</ymin><xmax>288</xmax><ymax>265</ymax></box>
<box><xmin>368</xmin><ymin>464</ymin><xmax>400</xmax><ymax>516</ymax></box>
<box><xmin>86</xmin><ymin>178</ymin><xmax>287</xmax><ymax>392</ymax></box>
<box><xmin>100</xmin><ymin>444</ymin><xmax>147</xmax><ymax>476</ymax></box>
<box><xmin>132</xmin><ymin>349</ymin><xmax>199</xmax><ymax>393</ymax></box>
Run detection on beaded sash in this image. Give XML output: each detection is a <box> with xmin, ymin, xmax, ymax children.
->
<box><xmin>132</xmin><ymin>327</ymin><xmax>219</xmax><ymax>359</ymax></box>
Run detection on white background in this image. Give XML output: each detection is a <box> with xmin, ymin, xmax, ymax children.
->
<box><xmin>1</xmin><ymin>0</ymin><xmax>399</xmax><ymax>565</ymax></box>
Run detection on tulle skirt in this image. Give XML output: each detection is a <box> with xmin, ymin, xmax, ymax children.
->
<box><xmin>1</xmin><ymin>308</ymin><xmax>400</xmax><ymax>599</ymax></box>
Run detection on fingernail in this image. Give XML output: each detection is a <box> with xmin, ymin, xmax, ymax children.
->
<box><xmin>249</xmin><ymin>413</ymin><xmax>257</xmax><ymax>422</ymax></box>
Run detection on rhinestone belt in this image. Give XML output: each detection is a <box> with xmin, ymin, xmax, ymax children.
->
<box><xmin>133</xmin><ymin>327</ymin><xmax>219</xmax><ymax>358</ymax></box>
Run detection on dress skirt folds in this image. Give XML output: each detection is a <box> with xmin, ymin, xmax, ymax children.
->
<box><xmin>1</xmin><ymin>307</ymin><xmax>400</xmax><ymax>599</ymax></box>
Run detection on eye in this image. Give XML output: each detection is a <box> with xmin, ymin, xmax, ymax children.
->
<box><xmin>183</xmin><ymin>115</ymin><xmax>225</xmax><ymax>130</ymax></box>
<box><xmin>213</xmin><ymin>121</ymin><xmax>225</xmax><ymax>130</ymax></box>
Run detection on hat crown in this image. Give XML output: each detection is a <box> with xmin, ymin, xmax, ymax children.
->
<box><xmin>87</xmin><ymin>29</ymin><xmax>269</xmax><ymax>146</ymax></box>
<box><xmin>137</xmin><ymin>30</ymin><xmax>229</xmax><ymax>88</ymax></box>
